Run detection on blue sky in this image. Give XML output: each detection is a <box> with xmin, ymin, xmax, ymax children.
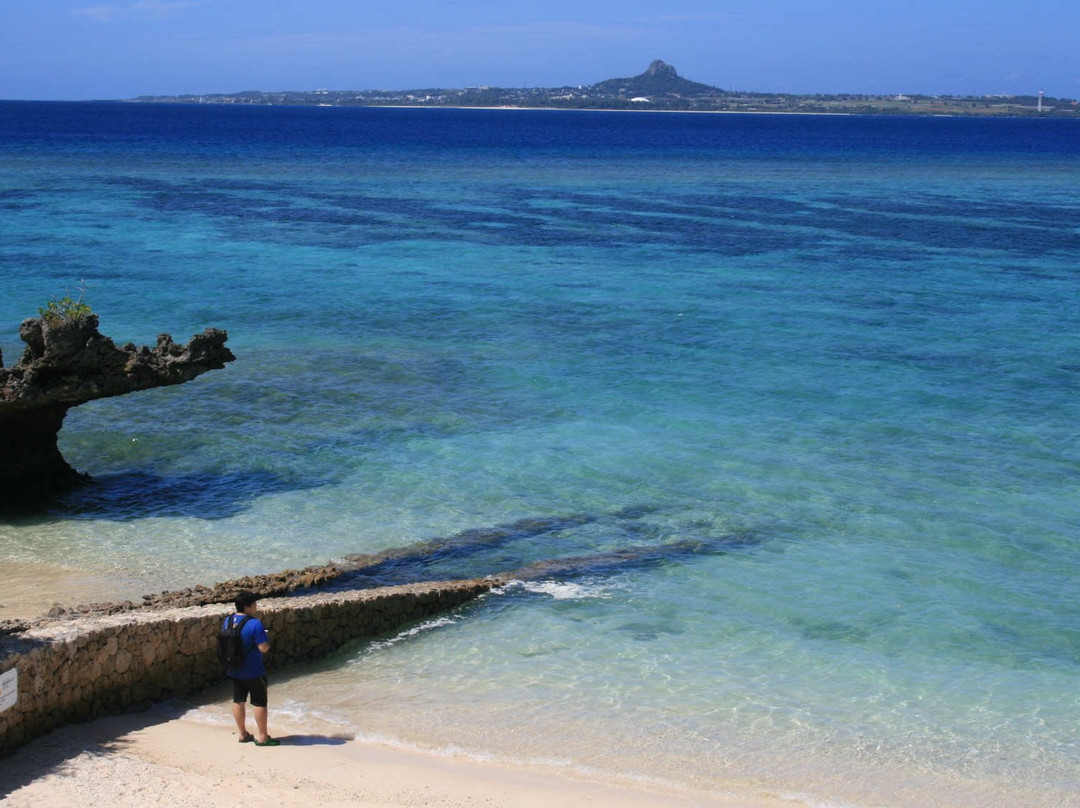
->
<box><xmin>3</xmin><ymin>0</ymin><xmax>1079</xmax><ymax>100</ymax></box>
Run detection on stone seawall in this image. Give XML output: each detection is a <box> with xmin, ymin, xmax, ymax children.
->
<box><xmin>0</xmin><ymin>578</ymin><xmax>497</xmax><ymax>758</ymax></box>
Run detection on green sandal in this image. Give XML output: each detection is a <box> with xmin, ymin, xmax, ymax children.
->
<box><xmin>254</xmin><ymin>736</ymin><xmax>280</xmax><ymax>747</ymax></box>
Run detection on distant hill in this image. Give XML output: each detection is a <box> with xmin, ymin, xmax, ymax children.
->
<box><xmin>589</xmin><ymin>60</ymin><xmax>722</xmax><ymax>98</ymax></box>
<box><xmin>129</xmin><ymin>59</ymin><xmax>1079</xmax><ymax>118</ymax></box>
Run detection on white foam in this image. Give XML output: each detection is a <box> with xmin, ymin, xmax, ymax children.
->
<box><xmin>781</xmin><ymin>794</ymin><xmax>887</xmax><ymax>808</ymax></box>
<box><xmin>354</xmin><ymin>615</ymin><xmax>459</xmax><ymax>657</ymax></box>
<box><xmin>165</xmin><ymin>701</ymin><xmax>233</xmax><ymax>727</ymax></box>
<box><xmin>514</xmin><ymin>579</ymin><xmax>611</xmax><ymax>600</ymax></box>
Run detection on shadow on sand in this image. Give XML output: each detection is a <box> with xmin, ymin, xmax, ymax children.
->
<box><xmin>0</xmin><ymin>699</ymin><xmax>353</xmax><ymax>800</ymax></box>
<box><xmin>0</xmin><ymin>709</ymin><xmax>170</xmax><ymax>800</ymax></box>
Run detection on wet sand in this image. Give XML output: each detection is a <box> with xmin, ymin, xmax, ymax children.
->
<box><xmin>0</xmin><ymin>709</ymin><xmax>802</xmax><ymax>808</ymax></box>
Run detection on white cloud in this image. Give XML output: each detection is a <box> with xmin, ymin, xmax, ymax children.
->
<box><xmin>132</xmin><ymin>0</ymin><xmax>205</xmax><ymax>13</ymax></box>
<box><xmin>628</xmin><ymin>13</ymin><xmax>745</xmax><ymax>24</ymax></box>
<box><xmin>74</xmin><ymin>0</ymin><xmax>206</xmax><ymax>22</ymax></box>
<box><xmin>74</xmin><ymin>5</ymin><xmax>124</xmax><ymax>22</ymax></box>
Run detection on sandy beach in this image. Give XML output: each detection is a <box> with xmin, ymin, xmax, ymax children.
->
<box><xmin>0</xmin><ymin>705</ymin><xmax>803</xmax><ymax>808</ymax></box>
<box><xmin>0</xmin><ymin>560</ymin><xmax>804</xmax><ymax>808</ymax></box>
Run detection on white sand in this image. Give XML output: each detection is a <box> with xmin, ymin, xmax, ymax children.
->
<box><xmin>0</xmin><ymin>563</ymin><xmax>804</xmax><ymax>807</ymax></box>
<box><xmin>0</xmin><ymin>710</ymin><xmax>805</xmax><ymax>808</ymax></box>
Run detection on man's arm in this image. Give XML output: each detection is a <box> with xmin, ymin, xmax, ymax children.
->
<box><xmin>255</xmin><ymin>622</ymin><xmax>270</xmax><ymax>654</ymax></box>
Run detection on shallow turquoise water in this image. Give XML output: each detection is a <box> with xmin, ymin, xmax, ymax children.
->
<box><xmin>1</xmin><ymin>103</ymin><xmax>1079</xmax><ymax>806</ymax></box>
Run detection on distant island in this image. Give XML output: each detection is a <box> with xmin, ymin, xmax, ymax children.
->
<box><xmin>133</xmin><ymin>60</ymin><xmax>1079</xmax><ymax>118</ymax></box>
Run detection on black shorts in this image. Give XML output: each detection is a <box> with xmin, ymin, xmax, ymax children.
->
<box><xmin>231</xmin><ymin>675</ymin><xmax>268</xmax><ymax>708</ymax></box>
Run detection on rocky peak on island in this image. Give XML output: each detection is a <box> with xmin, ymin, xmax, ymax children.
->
<box><xmin>0</xmin><ymin>312</ymin><xmax>235</xmax><ymax>505</ymax></box>
<box><xmin>589</xmin><ymin>60</ymin><xmax>722</xmax><ymax>99</ymax></box>
<box><xmin>645</xmin><ymin>59</ymin><xmax>678</xmax><ymax>78</ymax></box>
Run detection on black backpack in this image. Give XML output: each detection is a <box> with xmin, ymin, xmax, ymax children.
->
<box><xmin>217</xmin><ymin>614</ymin><xmax>252</xmax><ymax>672</ymax></box>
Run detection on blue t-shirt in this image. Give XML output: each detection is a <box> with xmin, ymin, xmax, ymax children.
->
<box><xmin>223</xmin><ymin>613</ymin><xmax>269</xmax><ymax>680</ymax></box>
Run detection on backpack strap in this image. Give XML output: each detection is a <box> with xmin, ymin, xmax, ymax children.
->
<box><xmin>233</xmin><ymin>614</ymin><xmax>254</xmax><ymax>658</ymax></box>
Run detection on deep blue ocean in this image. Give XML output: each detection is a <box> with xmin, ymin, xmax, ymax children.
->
<box><xmin>1</xmin><ymin>101</ymin><xmax>1079</xmax><ymax>807</ymax></box>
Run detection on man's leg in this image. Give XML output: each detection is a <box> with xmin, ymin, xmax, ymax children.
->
<box><xmin>253</xmin><ymin>705</ymin><xmax>269</xmax><ymax>742</ymax></box>
<box><xmin>232</xmin><ymin>701</ymin><xmax>248</xmax><ymax>737</ymax></box>
<box><xmin>231</xmin><ymin>679</ymin><xmax>251</xmax><ymax>739</ymax></box>
<box><xmin>251</xmin><ymin>676</ymin><xmax>271</xmax><ymax>743</ymax></box>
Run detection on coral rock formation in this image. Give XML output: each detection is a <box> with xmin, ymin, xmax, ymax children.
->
<box><xmin>0</xmin><ymin>314</ymin><xmax>234</xmax><ymax>504</ymax></box>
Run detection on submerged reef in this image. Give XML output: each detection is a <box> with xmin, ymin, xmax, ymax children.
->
<box><xmin>0</xmin><ymin>313</ymin><xmax>234</xmax><ymax>505</ymax></box>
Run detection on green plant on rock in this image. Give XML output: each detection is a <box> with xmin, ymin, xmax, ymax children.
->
<box><xmin>39</xmin><ymin>285</ymin><xmax>93</xmax><ymax>326</ymax></box>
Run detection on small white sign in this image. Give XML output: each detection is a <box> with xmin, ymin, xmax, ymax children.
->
<box><xmin>0</xmin><ymin>668</ymin><xmax>17</xmax><ymax>714</ymax></box>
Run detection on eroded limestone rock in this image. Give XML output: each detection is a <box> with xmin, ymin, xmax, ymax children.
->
<box><xmin>0</xmin><ymin>313</ymin><xmax>234</xmax><ymax>504</ymax></box>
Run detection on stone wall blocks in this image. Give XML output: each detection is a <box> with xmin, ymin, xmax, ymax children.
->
<box><xmin>114</xmin><ymin>648</ymin><xmax>134</xmax><ymax>675</ymax></box>
<box><xmin>140</xmin><ymin>640</ymin><xmax>157</xmax><ymax>667</ymax></box>
<box><xmin>0</xmin><ymin>578</ymin><xmax>495</xmax><ymax>758</ymax></box>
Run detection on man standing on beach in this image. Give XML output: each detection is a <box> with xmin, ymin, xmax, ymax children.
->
<box><xmin>225</xmin><ymin>591</ymin><xmax>279</xmax><ymax>746</ymax></box>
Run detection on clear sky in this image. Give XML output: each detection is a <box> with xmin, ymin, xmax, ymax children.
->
<box><xmin>3</xmin><ymin>0</ymin><xmax>1079</xmax><ymax>100</ymax></box>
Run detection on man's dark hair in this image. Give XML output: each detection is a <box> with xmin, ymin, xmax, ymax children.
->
<box><xmin>234</xmin><ymin>590</ymin><xmax>259</xmax><ymax>613</ymax></box>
